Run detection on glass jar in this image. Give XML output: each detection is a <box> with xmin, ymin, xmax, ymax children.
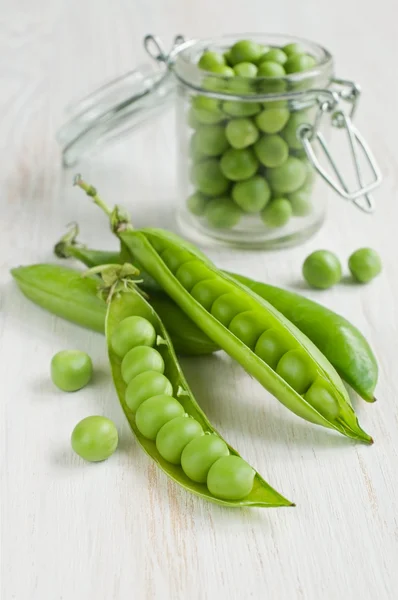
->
<box><xmin>57</xmin><ymin>33</ymin><xmax>381</xmax><ymax>249</ymax></box>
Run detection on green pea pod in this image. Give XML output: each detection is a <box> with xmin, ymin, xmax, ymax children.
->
<box><xmin>106</xmin><ymin>284</ymin><xmax>293</xmax><ymax>508</ymax></box>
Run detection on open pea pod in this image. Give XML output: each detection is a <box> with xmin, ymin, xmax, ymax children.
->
<box><xmin>106</xmin><ymin>285</ymin><xmax>292</xmax><ymax>508</ymax></box>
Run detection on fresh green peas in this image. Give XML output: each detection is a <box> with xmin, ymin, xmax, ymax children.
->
<box><xmin>211</xmin><ymin>293</ymin><xmax>248</xmax><ymax>327</ymax></box>
<box><xmin>207</xmin><ymin>456</ymin><xmax>255</xmax><ymax>500</ymax></box>
<box><xmin>255</xmin><ymin>108</ymin><xmax>290</xmax><ymax>134</ymax></box>
<box><xmin>135</xmin><ymin>395</ymin><xmax>185</xmax><ymax>440</ymax></box>
<box><xmin>305</xmin><ymin>381</ymin><xmax>340</xmax><ymax>420</ymax></box>
<box><xmin>121</xmin><ymin>346</ymin><xmax>164</xmax><ymax>384</ymax></box>
<box><xmin>348</xmin><ymin>248</ymin><xmax>382</xmax><ymax>283</ymax></box>
<box><xmin>193</xmin><ymin>125</ymin><xmax>229</xmax><ymax>157</ymax></box>
<box><xmin>125</xmin><ymin>371</ymin><xmax>173</xmax><ymax>413</ymax></box>
<box><xmin>192</xmin><ymin>96</ymin><xmax>224</xmax><ymax>125</ymax></box>
<box><xmin>232</xmin><ymin>175</ymin><xmax>271</xmax><ymax>213</ymax></box>
<box><xmin>233</xmin><ymin>62</ymin><xmax>258</xmax><ymax>77</ymax></box>
<box><xmin>198</xmin><ymin>51</ymin><xmax>226</xmax><ymax>71</ymax></box>
<box><xmin>186</xmin><ymin>192</ymin><xmax>208</xmax><ymax>216</ymax></box>
<box><xmin>285</xmin><ymin>54</ymin><xmax>316</xmax><ymax>74</ymax></box>
<box><xmin>160</xmin><ymin>248</ymin><xmax>192</xmax><ymax>273</ymax></box>
<box><xmin>254</xmin><ymin>135</ymin><xmax>289</xmax><ymax>168</ymax></box>
<box><xmin>282</xmin><ymin>111</ymin><xmax>311</xmax><ymax>149</ymax></box>
<box><xmin>267</xmin><ymin>156</ymin><xmax>307</xmax><ymax>194</ymax></box>
<box><xmin>257</xmin><ymin>61</ymin><xmax>286</xmax><ymax>78</ymax></box>
<box><xmin>276</xmin><ymin>349</ymin><xmax>315</xmax><ymax>394</ymax></box>
<box><xmin>255</xmin><ymin>329</ymin><xmax>288</xmax><ymax>369</ymax></box>
<box><xmin>225</xmin><ymin>118</ymin><xmax>259</xmax><ymax>149</ymax></box>
<box><xmin>229</xmin><ymin>311</ymin><xmax>268</xmax><ymax>349</ymax></box>
<box><xmin>191</xmin><ymin>279</ymin><xmax>230</xmax><ymax>310</ymax></box>
<box><xmin>261</xmin><ymin>198</ymin><xmax>292</xmax><ymax>228</ymax></box>
<box><xmin>175</xmin><ymin>260</ymin><xmax>213</xmax><ymax>291</ymax></box>
<box><xmin>71</xmin><ymin>416</ymin><xmax>118</xmax><ymax>462</ymax></box>
<box><xmin>229</xmin><ymin>40</ymin><xmax>263</xmax><ymax>65</ymax></box>
<box><xmin>260</xmin><ymin>48</ymin><xmax>288</xmax><ymax>65</ymax></box>
<box><xmin>223</xmin><ymin>49</ymin><xmax>233</xmax><ymax>65</ymax></box>
<box><xmin>283</xmin><ymin>42</ymin><xmax>306</xmax><ymax>57</ymax></box>
<box><xmin>287</xmin><ymin>189</ymin><xmax>312</xmax><ymax>216</ymax></box>
<box><xmin>156</xmin><ymin>416</ymin><xmax>204</xmax><ymax>464</ymax></box>
<box><xmin>51</xmin><ymin>350</ymin><xmax>93</xmax><ymax>392</ymax></box>
<box><xmin>192</xmin><ymin>159</ymin><xmax>229</xmax><ymax>196</ymax></box>
<box><xmin>111</xmin><ymin>316</ymin><xmax>156</xmax><ymax>358</ymax></box>
<box><xmin>222</xmin><ymin>100</ymin><xmax>261</xmax><ymax>118</ymax></box>
<box><xmin>220</xmin><ymin>147</ymin><xmax>259</xmax><ymax>181</ymax></box>
<box><xmin>303</xmin><ymin>250</ymin><xmax>342</xmax><ymax>289</ymax></box>
<box><xmin>181</xmin><ymin>434</ymin><xmax>229</xmax><ymax>483</ymax></box>
<box><xmin>205</xmin><ymin>197</ymin><xmax>243</xmax><ymax>229</ymax></box>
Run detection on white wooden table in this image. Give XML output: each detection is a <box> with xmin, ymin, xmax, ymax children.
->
<box><xmin>2</xmin><ymin>2</ymin><xmax>398</xmax><ymax>599</ymax></box>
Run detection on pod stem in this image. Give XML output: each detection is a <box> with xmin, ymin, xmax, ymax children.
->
<box><xmin>83</xmin><ymin>263</ymin><xmax>147</xmax><ymax>303</ymax></box>
<box><xmin>54</xmin><ymin>222</ymin><xmax>82</xmax><ymax>258</ymax></box>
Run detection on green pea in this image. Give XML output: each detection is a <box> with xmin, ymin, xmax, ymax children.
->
<box><xmin>211</xmin><ymin>293</ymin><xmax>248</xmax><ymax>326</ymax></box>
<box><xmin>276</xmin><ymin>349</ymin><xmax>315</xmax><ymax>394</ymax></box>
<box><xmin>192</xmin><ymin>96</ymin><xmax>224</xmax><ymax>125</ymax></box>
<box><xmin>348</xmin><ymin>248</ymin><xmax>382</xmax><ymax>283</ymax></box>
<box><xmin>255</xmin><ymin>108</ymin><xmax>290</xmax><ymax>134</ymax></box>
<box><xmin>111</xmin><ymin>316</ymin><xmax>156</xmax><ymax>358</ymax></box>
<box><xmin>257</xmin><ymin>61</ymin><xmax>286</xmax><ymax>77</ymax></box>
<box><xmin>212</xmin><ymin>65</ymin><xmax>235</xmax><ymax>77</ymax></box>
<box><xmin>255</xmin><ymin>329</ymin><xmax>288</xmax><ymax>369</ymax></box>
<box><xmin>254</xmin><ymin>134</ymin><xmax>289</xmax><ymax>168</ymax></box>
<box><xmin>121</xmin><ymin>346</ymin><xmax>164</xmax><ymax>384</ymax></box>
<box><xmin>302</xmin><ymin>250</ymin><xmax>342</xmax><ymax>289</ymax></box>
<box><xmin>192</xmin><ymin>159</ymin><xmax>229</xmax><ymax>196</ymax></box>
<box><xmin>227</xmin><ymin>77</ymin><xmax>254</xmax><ymax>95</ymax></box>
<box><xmin>233</xmin><ymin>62</ymin><xmax>258</xmax><ymax>77</ymax></box>
<box><xmin>305</xmin><ymin>380</ymin><xmax>340</xmax><ymax>420</ymax></box>
<box><xmin>191</xmin><ymin>279</ymin><xmax>231</xmax><ymax>310</ymax></box>
<box><xmin>222</xmin><ymin>100</ymin><xmax>261</xmax><ymax>118</ymax></box>
<box><xmin>71</xmin><ymin>416</ymin><xmax>118</xmax><ymax>462</ymax></box>
<box><xmin>135</xmin><ymin>395</ymin><xmax>185</xmax><ymax>440</ymax></box>
<box><xmin>261</xmin><ymin>198</ymin><xmax>292</xmax><ymax>228</ymax></box>
<box><xmin>287</xmin><ymin>189</ymin><xmax>312</xmax><ymax>216</ymax></box>
<box><xmin>282</xmin><ymin>111</ymin><xmax>311</xmax><ymax>149</ymax></box>
<box><xmin>198</xmin><ymin>51</ymin><xmax>225</xmax><ymax>71</ymax></box>
<box><xmin>259</xmin><ymin>48</ymin><xmax>288</xmax><ymax>65</ymax></box>
<box><xmin>125</xmin><ymin>371</ymin><xmax>173</xmax><ymax>413</ymax></box>
<box><xmin>186</xmin><ymin>192</ymin><xmax>208</xmax><ymax>216</ymax></box>
<box><xmin>193</xmin><ymin>124</ymin><xmax>229</xmax><ymax>157</ymax></box>
<box><xmin>207</xmin><ymin>455</ymin><xmax>255</xmax><ymax>500</ymax></box>
<box><xmin>225</xmin><ymin>118</ymin><xmax>259</xmax><ymax>149</ymax></box>
<box><xmin>267</xmin><ymin>156</ymin><xmax>307</xmax><ymax>194</ymax></box>
<box><xmin>229</xmin><ymin>311</ymin><xmax>268</xmax><ymax>349</ymax></box>
<box><xmin>232</xmin><ymin>175</ymin><xmax>271</xmax><ymax>213</ymax></box>
<box><xmin>156</xmin><ymin>416</ymin><xmax>204</xmax><ymax>464</ymax></box>
<box><xmin>160</xmin><ymin>248</ymin><xmax>192</xmax><ymax>273</ymax></box>
<box><xmin>205</xmin><ymin>197</ymin><xmax>243</xmax><ymax>229</ymax></box>
<box><xmin>229</xmin><ymin>40</ymin><xmax>263</xmax><ymax>65</ymax></box>
<box><xmin>175</xmin><ymin>260</ymin><xmax>213</xmax><ymax>291</ymax></box>
<box><xmin>220</xmin><ymin>147</ymin><xmax>258</xmax><ymax>181</ymax></box>
<box><xmin>223</xmin><ymin>49</ymin><xmax>233</xmax><ymax>65</ymax></box>
<box><xmin>202</xmin><ymin>75</ymin><xmax>228</xmax><ymax>93</ymax></box>
<box><xmin>51</xmin><ymin>350</ymin><xmax>93</xmax><ymax>392</ymax></box>
<box><xmin>283</xmin><ymin>43</ymin><xmax>306</xmax><ymax>56</ymax></box>
<box><xmin>181</xmin><ymin>434</ymin><xmax>229</xmax><ymax>483</ymax></box>
<box><xmin>285</xmin><ymin>54</ymin><xmax>316</xmax><ymax>74</ymax></box>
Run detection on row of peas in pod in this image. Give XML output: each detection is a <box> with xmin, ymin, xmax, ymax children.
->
<box><xmin>110</xmin><ymin>314</ymin><xmax>256</xmax><ymax>501</ymax></box>
<box><xmin>186</xmin><ymin>39</ymin><xmax>318</xmax><ymax>230</ymax></box>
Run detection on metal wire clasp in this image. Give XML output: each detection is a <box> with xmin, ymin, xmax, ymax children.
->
<box><xmin>298</xmin><ymin>80</ymin><xmax>382</xmax><ymax>213</ymax></box>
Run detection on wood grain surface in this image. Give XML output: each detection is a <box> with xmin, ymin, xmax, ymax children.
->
<box><xmin>1</xmin><ymin>1</ymin><xmax>397</xmax><ymax>599</ymax></box>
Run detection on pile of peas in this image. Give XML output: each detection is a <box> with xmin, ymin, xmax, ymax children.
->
<box><xmin>186</xmin><ymin>39</ymin><xmax>317</xmax><ymax>230</ymax></box>
<box><xmin>110</xmin><ymin>314</ymin><xmax>256</xmax><ymax>501</ymax></box>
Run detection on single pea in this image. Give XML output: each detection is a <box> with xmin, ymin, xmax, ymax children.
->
<box><xmin>156</xmin><ymin>416</ymin><xmax>204</xmax><ymax>464</ymax></box>
<box><xmin>210</xmin><ymin>64</ymin><xmax>235</xmax><ymax>77</ymax></box>
<box><xmin>305</xmin><ymin>380</ymin><xmax>340</xmax><ymax>420</ymax></box>
<box><xmin>261</xmin><ymin>198</ymin><xmax>292</xmax><ymax>228</ymax></box>
<box><xmin>191</xmin><ymin>279</ymin><xmax>231</xmax><ymax>311</ymax></box>
<box><xmin>255</xmin><ymin>329</ymin><xmax>288</xmax><ymax>369</ymax></box>
<box><xmin>125</xmin><ymin>371</ymin><xmax>173</xmax><ymax>413</ymax></box>
<box><xmin>283</xmin><ymin>42</ymin><xmax>306</xmax><ymax>57</ymax></box>
<box><xmin>233</xmin><ymin>62</ymin><xmax>258</xmax><ymax>78</ymax></box>
<box><xmin>211</xmin><ymin>292</ymin><xmax>248</xmax><ymax>326</ymax></box>
<box><xmin>255</xmin><ymin>107</ymin><xmax>290</xmax><ymax>134</ymax></box>
<box><xmin>135</xmin><ymin>395</ymin><xmax>185</xmax><ymax>440</ymax></box>
<box><xmin>276</xmin><ymin>349</ymin><xmax>315</xmax><ymax>394</ymax></box>
<box><xmin>254</xmin><ymin>134</ymin><xmax>289</xmax><ymax>168</ymax></box>
<box><xmin>267</xmin><ymin>156</ymin><xmax>307</xmax><ymax>194</ymax></box>
<box><xmin>232</xmin><ymin>175</ymin><xmax>271</xmax><ymax>213</ymax></box>
<box><xmin>287</xmin><ymin>189</ymin><xmax>312</xmax><ymax>216</ymax></box>
<box><xmin>229</xmin><ymin>40</ymin><xmax>263</xmax><ymax>65</ymax></box>
<box><xmin>282</xmin><ymin>111</ymin><xmax>311</xmax><ymax>149</ymax></box>
<box><xmin>181</xmin><ymin>434</ymin><xmax>229</xmax><ymax>483</ymax></box>
<box><xmin>51</xmin><ymin>350</ymin><xmax>93</xmax><ymax>392</ymax></box>
<box><xmin>192</xmin><ymin>95</ymin><xmax>224</xmax><ymax>125</ymax></box>
<box><xmin>175</xmin><ymin>260</ymin><xmax>212</xmax><ymax>291</ymax></box>
<box><xmin>260</xmin><ymin>48</ymin><xmax>288</xmax><ymax>65</ymax></box>
<box><xmin>229</xmin><ymin>311</ymin><xmax>268</xmax><ymax>349</ymax></box>
<box><xmin>220</xmin><ymin>147</ymin><xmax>258</xmax><ymax>181</ymax></box>
<box><xmin>186</xmin><ymin>192</ymin><xmax>208</xmax><ymax>216</ymax></box>
<box><xmin>348</xmin><ymin>248</ymin><xmax>382</xmax><ymax>283</ymax></box>
<box><xmin>202</xmin><ymin>75</ymin><xmax>228</xmax><ymax>93</ymax></box>
<box><xmin>71</xmin><ymin>416</ymin><xmax>118</xmax><ymax>462</ymax></box>
<box><xmin>285</xmin><ymin>54</ymin><xmax>317</xmax><ymax>74</ymax></box>
<box><xmin>121</xmin><ymin>346</ymin><xmax>164</xmax><ymax>384</ymax></box>
<box><xmin>222</xmin><ymin>100</ymin><xmax>261</xmax><ymax>118</ymax></box>
<box><xmin>111</xmin><ymin>316</ymin><xmax>156</xmax><ymax>358</ymax></box>
<box><xmin>223</xmin><ymin>49</ymin><xmax>233</xmax><ymax>65</ymax></box>
<box><xmin>160</xmin><ymin>248</ymin><xmax>192</xmax><ymax>273</ymax></box>
<box><xmin>207</xmin><ymin>455</ymin><xmax>255</xmax><ymax>500</ymax></box>
<box><xmin>194</xmin><ymin>124</ymin><xmax>229</xmax><ymax>157</ymax></box>
<box><xmin>225</xmin><ymin>118</ymin><xmax>259</xmax><ymax>149</ymax></box>
<box><xmin>205</xmin><ymin>197</ymin><xmax>243</xmax><ymax>229</ymax></box>
<box><xmin>257</xmin><ymin>61</ymin><xmax>286</xmax><ymax>77</ymax></box>
<box><xmin>192</xmin><ymin>159</ymin><xmax>229</xmax><ymax>196</ymax></box>
<box><xmin>302</xmin><ymin>250</ymin><xmax>342</xmax><ymax>289</ymax></box>
<box><xmin>198</xmin><ymin>51</ymin><xmax>225</xmax><ymax>71</ymax></box>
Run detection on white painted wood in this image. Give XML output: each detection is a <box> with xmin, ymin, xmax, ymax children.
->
<box><xmin>1</xmin><ymin>1</ymin><xmax>398</xmax><ymax>599</ymax></box>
